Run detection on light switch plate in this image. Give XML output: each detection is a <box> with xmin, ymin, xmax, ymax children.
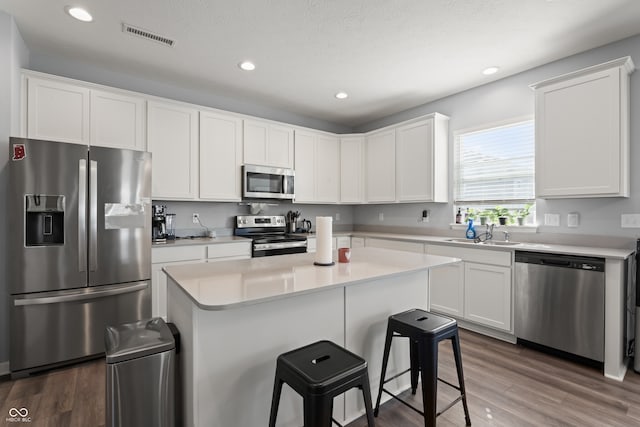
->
<box><xmin>567</xmin><ymin>213</ymin><xmax>579</xmax><ymax>227</ymax></box>
<box><xmin>544</xmin><ymin>213</ymin><xmax>560</xmax><ymax>226</ymax></box>
<box><xmin>621</xmin><ymin>214</ymin><xmax>640</xmax><ymax>228</ymax></box>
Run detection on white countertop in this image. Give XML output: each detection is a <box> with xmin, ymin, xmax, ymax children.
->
<box><xmin>164</xmin><ymin>247</ymin><xmax>459</xmax><ymax>310</ymax></box>
<box><xmin>350</xmin><ymin>232</ymin><xmax>635</xmax><ymax>259</ymax></box>
<box><xmin>152</xmin><ymin>230</ymin><xmax>634</xmax><ymax>259</ymax></box>
<box><xmin>152</xmin><ymin>235</ymin><xmax>250</xmax><ymax>248</ymax></box>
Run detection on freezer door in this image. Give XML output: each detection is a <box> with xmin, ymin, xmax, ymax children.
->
<box><xmin>8</xmin><ymin>138</ymin><xmax>88</xmax><ymax>294</ymax></box>
<box><xmin>10</xmin><ymin>281</ymin><xmax>151</xmax><ymax>374</ymax></box>
<box><xmin>88</xmin><ymin>146</ymin><xmax>151</xmax><ymax>286</ymax></box>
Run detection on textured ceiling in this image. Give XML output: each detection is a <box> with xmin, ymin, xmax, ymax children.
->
<box><xmin>2</xmin><ymin>0</ymin><xmax>640</xmax><ymax>128</ymax></box>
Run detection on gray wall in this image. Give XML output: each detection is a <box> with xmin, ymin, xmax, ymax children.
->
<box><xmin>0</xmin><ymin>11</ymin><xmax>29</xmax><ymax>367</ymax></box>
<box><xmin>354</xmin><ymin>33</ymin><xmax>640</xmax><ymax>239</ymax></box>
<box><xmin>29</xmin><ymin>52</ymin><xmax>352</xmax><ymax>135</ymax></box>
<box><xmin>158</xmin><ymin>201</ymin><xmax>355</xmax><ymax>236</ymax></box>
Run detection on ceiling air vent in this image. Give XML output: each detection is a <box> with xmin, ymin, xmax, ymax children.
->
<box><xmin>122</xmin><ymin>23</ymin><xmax>175</xmax><ymax>47</ymax></box>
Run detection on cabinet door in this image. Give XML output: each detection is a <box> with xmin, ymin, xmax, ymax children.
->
<box><xmin>27</xmin><ymin>77</ymin><xmax>90</xmax><ymax>144</ymax></box>
<box><xmin>200</xmin><ymin>111</ymin><xmax>243</xmax><ymax>201</ymax></box>
<box><xmin>464</xmin><ymin>262</ymin><xmax>511</xmax><ymax>331</ymax></box>
<box><xmin>147</xmin><ymin>101</ymin><xmax>198</xmax><ymax>199</ymax></box>
<box><xmin>366</xmin><ymin>130</ymin><xmax>396</xmax><ymax>202</ymax></box>
<box><xmin>268</xmin><ymin>124</ymin><xmax>294</xmax><ymax>168</ymax></box>
<box><xmin>243</xmin><ymin>120</ymin><xmax>294</xmax><ymax>168</ymax></box>
<box><xmin>351</xmin><ymin>237</ymin><xmax>365</xmax><ymax>248</ymax></box>
<box><xmin>294</xmin><ymin>131</ymin><xmax>316</xmax><ymax>203</ymax></box>
<box><xmin>396</xmin><ymin>119</ymin><xmax>433</xmax><ymax>202</ymax></box>
<box><xmin>429</xmin><ymin>262</ymin><xmax>464</xmax><ymax>317</ymax></box>
<box><xmin>340</xmin><ymin>136</ymin><xmax>365</xmax><ymax>203</ymax></box>
<box><xmin>535</xmin><ymin>66</ymin><xmax>627</xmax><ymax>198</ymax></box>
<box><xmin>315</xmin><ymin>135</ymin><xmax>340</xmax><ymax>202</ymax></box>
<box><xmin>91</xmin><ymin>89</ymin><xmax>145</xmax><ymax>150</ymax></box>
<box><xmin>152</xmin><ymin>259</ymin><xmax>204</xmax><ymax>319</ymax></box>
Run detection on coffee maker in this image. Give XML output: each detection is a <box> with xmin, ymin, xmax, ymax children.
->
<box><xmin>152</xmin><ymin>205</ymin><xmax>168</xmax><ymax>243</ymax></box>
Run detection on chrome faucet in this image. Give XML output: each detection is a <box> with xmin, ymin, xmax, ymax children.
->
<box><xmin>474</xmin><ymin>224</ymin><xmax>494</xmax><ymax>243</ymax></box>
<box><xmin>503</xmin><ymin>231</ymin><xmax>510</xmax><ymax>242</ymax></box>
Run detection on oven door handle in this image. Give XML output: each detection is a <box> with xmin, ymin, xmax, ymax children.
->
<box><xmin>254</xmin><ymin>241</ymin><xmax>307</xmax><ymax>251</ymax></box>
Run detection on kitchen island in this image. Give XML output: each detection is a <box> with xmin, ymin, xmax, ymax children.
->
<box><xmin>165</xmin><ymin>247</ymin><xmax>459</xmax><ymax>427</ymax></box>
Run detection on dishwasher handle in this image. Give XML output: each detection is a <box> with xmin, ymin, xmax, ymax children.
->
<box><xmin>515</xmin><ymin>251</ymin><xmax>605</xmax><ymax>272</ymax></box>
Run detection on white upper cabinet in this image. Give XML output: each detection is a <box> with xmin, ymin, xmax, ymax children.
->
<box><xmin>395</xmin><ymin>114</ymin><xmax>449</xmax><ymax>202</ymax></box>
<box><xmin>243</xmin><ymin>119</ymin><xmax>294</xmax><ymax>168</ymax></box>
<box><xmin>199</xmin><ymin>111</ymin><xmax>243</xmax><ymax>201</ymax></box>
<box><xmin>340</xmin><ymin>136</ymin><xmax>365</xmax><ymax>203</ymax></box>
<box><xmin>532</xmin><ymin>57</ymin><xmax>634</xmax><ymax>198</ymax></box>
<box><xmin>26</xmin><ymin>74</ymin><xmax>146</xmax><ymax>150</ymax></box>
<box><xmin>27</xmin><ymin>76</ymin><xmax>90</xmax><ymax>144</ymax></box>
<box><xmin>147</xmin><ymin>100</ymin><xmax>199</xmax><ymax>199</ymax></box>
<box><xmin>90</xmin><ymin>89</ymin><xmax>146</xmax><ymax>151</ymax></box>
<box><xmin>294</xmin><ymin>129</ymin><xmax>339</xmax><ymax>203</ymax></box>
<box><xmin>365</xmin><ymin>129</ymin><xmax>396</xmax><ymax>203</ymax></box>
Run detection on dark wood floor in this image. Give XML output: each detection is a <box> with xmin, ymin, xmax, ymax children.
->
<box><xmin>2</xmin><ymin>329</ymin><xmax>640</xmax><ymax>426</ymax></box>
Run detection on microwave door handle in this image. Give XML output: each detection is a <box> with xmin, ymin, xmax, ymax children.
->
<box><xmin>283</xmin><ymin>175</ymin><xmax>289</xmax><ymax>195</ymax></box>
<box><xmin>78</xmin><ymin>159</ymin><xmax>87</xmax><ymax>272</ymax></box>
<box><xmin>89</xmin><ymin>160</ymin><xmax>98</xmax><ymax>272</ymax></box>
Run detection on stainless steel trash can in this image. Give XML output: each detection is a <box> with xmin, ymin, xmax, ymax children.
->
<box><xmin>105</xmin><ymin>317</ymin><xmax>176</xmax><ymax>427</ymax></box>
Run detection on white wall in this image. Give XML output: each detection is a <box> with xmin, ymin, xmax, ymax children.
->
<box><xmin>0</xmin><ymin>11</ymin><xmax>29</xmax><ymax>368</ymax></box>
<box><xmin>354</xmin><ymin>33</ymin><xmax>640</xmax><ymax>238</ymax></box>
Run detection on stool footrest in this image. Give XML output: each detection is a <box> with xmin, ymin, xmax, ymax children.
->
<box><xmin>381</xmin><ymin>368</ymin><xmax>412</xmax><ymax>386</ymax></box>
<box><xmin>380</xmin><ymin>387</ymin><xmax>424</xmax><ymax>417</ymax></box>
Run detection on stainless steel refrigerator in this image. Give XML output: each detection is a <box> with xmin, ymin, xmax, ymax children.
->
<box><xmin>8</xmin><ymin>137</ymin><xmax>152</xmax><ymax>377</ymax></box>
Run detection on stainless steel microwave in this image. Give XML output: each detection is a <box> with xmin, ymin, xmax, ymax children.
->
<box><xmin>242</xmin><ymin>164</ymin><xmax>295</xmax><ymax>200</ymax></box>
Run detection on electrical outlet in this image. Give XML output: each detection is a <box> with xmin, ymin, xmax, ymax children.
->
<box><xmin>544</xmin><ymin>213</ymin><xmax>560</xmax><ymax>226</ymax></box>
<box><xmin>567</xmin><ymin>213</ymin><xmax>579</xmax><ymax>228</ymax></box>
<box><xmin>621</xmin><ymin>214</ymin><xmax>640</xmax><ymax>228</ymax></box>
<box><xmin>335</xmin><ymin>213</ymin><xmax>341</xmax><ymax>221</ymax></box>
<box><xmin>421</xmin><ymin>209</ymin><xmax>430</xmax><ymax>223</ymax></box>
<box><xmin>192</xmin><ymin>213</ymin><xmax>200</xmax><ymax>224</ymax></box>
<box><xmin>378</xmin><ymin>213</ymin><xmax>384</xmax><ymax>221</ymax></box>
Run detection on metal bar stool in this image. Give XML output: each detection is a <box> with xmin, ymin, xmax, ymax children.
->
<box><xmin>269</xmin><ymin>340</ymin><xmax>375</xmax><ymax>427</ymax></box>
<box><xmin>373</xmin><ymin>309</ymin><xmax>471</xmax><ymax>427</ymax></box>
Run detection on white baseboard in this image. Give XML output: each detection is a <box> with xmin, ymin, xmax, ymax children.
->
<box><xmin>0</xmin><ymin>361</ymin><xmax>10</xmax><ymax>376</ymax></box>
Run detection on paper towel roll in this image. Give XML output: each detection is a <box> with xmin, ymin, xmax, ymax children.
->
<box><xmin>315</xmin><ymin>216</ymin><xmax>333</xmax><ymax>265</ymax></box>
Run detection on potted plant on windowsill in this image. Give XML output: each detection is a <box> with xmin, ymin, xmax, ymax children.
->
<box><xmin>478</xmin><ymin>210</ymin><xmax>493</xmax><ymax>225</ymax></box>
<box><xmin>493</xmin><ymin>206</ymin><xmax>510</xmax><ymax>225</ymax></box>
<box><xmin>515</xmin><ymin>204</ymin><xmax>532</xmax><ymax>226</ymax></box>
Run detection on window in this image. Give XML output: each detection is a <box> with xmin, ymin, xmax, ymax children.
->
<box><xmin>454</xmin><ymin>118</ymin><xmax>535</xmax><ymax>225</ymax></box>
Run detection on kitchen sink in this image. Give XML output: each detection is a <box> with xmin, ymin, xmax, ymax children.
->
<box><xmin>445</xmin><ymin>238</ymin><xmax>520</xmax><ymax>246</ymax></box>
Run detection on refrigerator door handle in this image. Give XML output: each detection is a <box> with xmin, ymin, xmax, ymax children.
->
<box><xmin>78</xmin><ymin>159</ymin><xmax>87</xmax><ymax>272</ymax></box>
<box><xmin>89</xmin><ymin>160</ymin><xmax>98</xmax><ymax>272</ymax></box>
<box><xmin>14</xmin><ymin>282</ymin><xmax>149</xmax><ymax>306</ymax></box>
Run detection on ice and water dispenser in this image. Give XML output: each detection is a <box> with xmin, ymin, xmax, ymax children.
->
<box><xmin>25</xmin><ymin>195</ymin><xmax>65</xmax><ymax>246</ymax></box>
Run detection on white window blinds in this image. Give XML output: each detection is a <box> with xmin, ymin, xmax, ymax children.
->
<box><xmin>455</xmin><ymin>120</ymin><xmax>534</xmax><ymax>203</ymax></box>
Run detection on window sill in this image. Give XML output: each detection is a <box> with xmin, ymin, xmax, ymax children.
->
<box><xmin>449</xmin><ymin>224</ymin><xmax>538</xmax><ymax>233</ymax></box>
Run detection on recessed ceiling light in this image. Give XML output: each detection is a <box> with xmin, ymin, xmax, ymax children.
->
<box><xmin>482</xmin><ymin>66</ymin><xmax>499</xmax><ymax>76</ymax></box>
<box><xmin>65</xmin><ymin>6</ymin><xmax>93</xmax><ymax>22</ymax></box>
<box><xmin>239</xmin><ymin>61</ymin><xmax>256</xmax><ymax>71</ymax></box>
<box><xmin>335</xmin><ymin>92</ymin><xmax>348</xmax><ymax>99</ymax></box>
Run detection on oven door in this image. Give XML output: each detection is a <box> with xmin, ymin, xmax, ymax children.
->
<box><xmin>253</xmin><ymin>241</ymin><xmax>307</xmax><ymax>257</ymax></box>
<box><xmin>243</xmin><ymin>164</ymin><xmax>294</xmax><ymax>200</ymax></box>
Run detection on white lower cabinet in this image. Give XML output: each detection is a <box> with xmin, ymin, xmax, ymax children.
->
<box><xmin>306</xmin><ymin>237</ymin><xmax>337</xmax><ymax>253</ymax></box>
<box><xmin>426</xmin><ymin>244</ymin><xmax>512</xmax><ymax>332</ymax></box>
<box><xmin>428</xmin><ymin>262</ymin><xmax>464</xmax><ymax>317</ymax></box>
<box><xmin>463</xmin><ymin>262</ymin><xmax>511</xmax><ymax>331</ymax></box>
<box><xmin>351</xmin><ymin>237</ymin><xmax>365</xmax><ymax>248</ymax></box>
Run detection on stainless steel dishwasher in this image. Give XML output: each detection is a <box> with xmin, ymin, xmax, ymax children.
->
<box><xmin>515</xmin><ymin>251</ymin><xmax>605</xmax><ymax>362</ymax></box>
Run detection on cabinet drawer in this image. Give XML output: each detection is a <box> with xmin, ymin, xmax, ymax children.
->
<box><xmin>336</xmin><ymin>236</ymin><xmax>351</xmax><ymax>248</ymax></box>
<box><xmin>207</xmin><ymin>242</ymin><xmax>251</xmax><ymax>259</ymax></box>
<box><xmin>427</xmin><ymin>244</ymin><xmax>511</xmax><ymax>267</ymax></box>
<box><xmin>152</xmin><ymin>245</ymin><xmax>206</xmax><ymax>264</ymax></box>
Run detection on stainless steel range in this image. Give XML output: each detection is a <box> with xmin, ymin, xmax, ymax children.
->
<box><xmin>234</xmin><ymin>215</ymin><xmax>307</xmax><ymax>257</ymax></box>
